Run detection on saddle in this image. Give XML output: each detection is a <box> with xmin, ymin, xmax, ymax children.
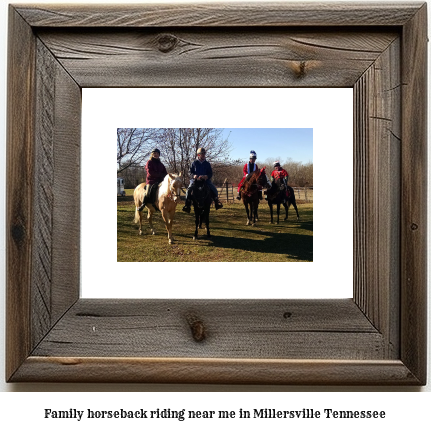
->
<box><xmin>193</xmin><ymin>179</ymin><xmax>208</xmax><ymax>191</ymax></box>
<box><xmin>145</xmin><ymin>183</ymin><xmax>160</xmax><ymax>211</ymax></box>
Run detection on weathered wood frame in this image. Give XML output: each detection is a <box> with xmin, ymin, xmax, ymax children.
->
<box><xmin>6</xmin><ymin>2</ymin><xmax>427</xmax><ymax>384</ymax></box>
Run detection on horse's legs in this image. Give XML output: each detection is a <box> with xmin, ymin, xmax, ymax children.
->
<box><xmin>251</xmin><ymin>202</ymin><xmax>257</xmax><ymax>226</ymax></box>
<box><xmin>276</xmin><ymin>202</ymin><xmax>281</xmax><ymax>224</ymax></box>
<box><xmin>205</xmin><ymin>207</ymin><xmax>211</xmax><ymax>237</ymax></box>
<box><xmin>283</xmin><ymin>202</ymin><xmax>289</xmax><ymax>221</ymax></box>
<box><xmin>135</xmin><ymin>208</ymin><xmax>144</xmax><ymax>235</ymax></box>
<box><xmin>292</xmin><ymin>199</ymin><xmax>300</xmax><ymax>220</ymax></box>
<box><xmin>193</xmin><ymin>208</ymin><xmax>200</xmax><ymax>240</ymax></box>
<box><xmin>245</xmin><ymin>203</ymin><xmax>251</xmax><ymax>225</ymax></box>
<box><xmin>161</xmin><ymin>209</ymin><xmax>173</xmax><ymax>244</ymax></box>
<box><xmin>147</xmin><ymin>207</ymin><xmax>156</xmax><ymax>235</ymax></box>
<box><xmin>269</xmin><ymin>203</ymin><xmax>274</xmax><ymax>224</ymax></box>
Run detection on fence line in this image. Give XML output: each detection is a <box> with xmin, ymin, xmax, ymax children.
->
<box><xmin>121</xmin><ymin>181</ymin><xmax>312</xmax><ymax>204</ymax></box>
<box><xmin>215</xmin><ymin>184</ymin><xmax>313</xmax><ymax>203</ymax></box>
<box><xmin>216</xmin><ymin>183</ymin><xmax>235</xmax><ymax>204</ymax></box>
<box><xmin>292</xmin><ymin>187</ymin><xmax>313</xmax><ymax>202</ymax></box>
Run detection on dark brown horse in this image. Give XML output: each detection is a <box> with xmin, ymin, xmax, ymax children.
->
<box><xmin>240</xmin><ymin>167</ymin><xmax>269</xmax><ymax>226</ymax></box>
<box><xmin>266</xmin><ymin>178</ymin><xmax>299</xmax><ymax>224</ymax></box>
<box><xmin>190</xmin><ymin>179</ymin><xmax>212</xmax><ymax>240</ymax></box>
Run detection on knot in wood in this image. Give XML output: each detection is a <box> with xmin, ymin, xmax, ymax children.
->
<box><xmin>11</xmin><ymin>222</ymin><xmax>26</xmax><ymax>245</ymax></box>
<box><xmin>157</xmin><ymin>34</ymin><xmax>179</xmax><ymax>53</ymax></box>
<box><xmin>411</xmin><ymin>223</ymin><xmax>418</xmax><ymax>231</ymax></box>
<box><xmin>294</xmin><ymin>61</ymin><xmax>307</xmax><ymax>78</ymax></box>
<box><xmin>186</xmin><ymin>314</ymin><xmax>206</xmax><ymax>342</ymax></box>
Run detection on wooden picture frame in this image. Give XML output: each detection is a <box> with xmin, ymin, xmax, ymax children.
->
<box><xmin>6</xmin><ymin>2</ymin><xmax>427</xmax><ymax>385</ymax></box>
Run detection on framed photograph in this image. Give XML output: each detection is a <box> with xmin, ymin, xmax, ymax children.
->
<box><xmin>6</xmin><ymin>2</ymin><xmax>427</xmax><ymax>384</ymax></box>
<box><xmin>85</xmin><ymin>88</ymin><xmax>351</xmax><ymax>300</ymax></box>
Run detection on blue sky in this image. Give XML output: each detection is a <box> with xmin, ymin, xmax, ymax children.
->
<box><xmin>222</xmin><ymin>128</ymin><xmax>313</xmax><ymax>165</ymax></box>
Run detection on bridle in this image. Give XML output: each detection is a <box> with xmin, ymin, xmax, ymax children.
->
<box><xmin>167</xmin><ymin>178</ymin><xmax>182</xmax><ymax>201</ymax></box>
<box><xmin>193</xmin><ymin>180</ymin><xmax>210</xmax><ymax>208</ymax></box>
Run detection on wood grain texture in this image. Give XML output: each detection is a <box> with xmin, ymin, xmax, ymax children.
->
<box><xmin>32</xmin><ymin>40</ymin><xmax>56</xmax><ymax>347</ymax></box>
<box><xmin>353</xmin><ymin>38</ymin><xmax>401</xmax><ymax>359</ymax></box>
<box><xmin>37</xmin><ymin>29</ymin><xmax>398</xmax><ymax>88</ymax></box>
<box><xmin>6</xmin><ymin>2</ymin><xmax>427</xmax><ymax>385</ymax></box>
<box><xmin>32</xmin><ymin>299</ymin><xmax>383</xmax><ymax>359</ymax></box>
<box><xmin>12</xmin><ymin>358</ymin><xmax>420</xmax><ymax>385</ymax></box>
<box><xmin>6</xmin><ymin>7</ymin><xmax>36</xmax><ymax>381</ymax></box>
<box><xmin>400</xmin><ymin>3</ymin><xmax>428</xmax><ymax>384</ymax></box>
<box><xmin>32</xmin><ymin>37</ymin><xmax>81</xmax><ymax>350</ymax></box>
<box><xmin>14</xmin><ymin>2</ymin><xmax>424</xmax><ymax>27</ymax></box>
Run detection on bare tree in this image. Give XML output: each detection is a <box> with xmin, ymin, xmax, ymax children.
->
<box><xmin>156</xmin><ymin>128</ymin><xmax>237</xmax><ymax>185</ymax></box>
<box><xmin>117</xmin><ymin>128</ymin><xmax>156</xmax><ymax>173</ymax></box>
<box><xmin>262</xmin><ymin>156</ymin><xmax>283</xmax><ymax>171</ymax></box>
<box><xmin>263</xmin><ymin>156</ymin><xmax>313</xmax><ymax>187</ymax></box>
<box><xmin>118</xmin><ymin>128</ymin><xmax>244</xmax><ymax>186</ymax></box>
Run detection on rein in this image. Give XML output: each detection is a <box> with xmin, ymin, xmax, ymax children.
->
<box><xmin>192</xmin><ymin>181</ymin><xmax>210</xmax><ymax>207</ymax></box>
<box><xmin>267</xmin><ymin>180</ymin><xmax>286</xmax><ymax>201</ymax></box>
<box><xmin>167</xmin><ymin>181</ymin><xmax>181</xmax><ymax>201</ymax></box>
<box><xmin>243</xmin><ymin>171</ymin><xmax>265</xmax><ymax>196</ymax></box>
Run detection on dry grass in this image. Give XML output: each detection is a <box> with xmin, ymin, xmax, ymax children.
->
<box><xmin>117</xmin><ymin>190</ymin><xmax>313</xmax><ymax>262</ymax></box>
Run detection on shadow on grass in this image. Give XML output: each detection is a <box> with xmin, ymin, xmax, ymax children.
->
<box><xmin>118</xmin><ymin>195</ymin><xmax>134</xmax><ymax>203</ymax></box>
<box><xmin>210</xmin><ymin>231</ymin><xmax>313</xmax><ymax>261</ymax></box>
<box><xmin>118</xmin><ymin>202</ymin><xmax>313</xmax><ymax>261</ymax></box>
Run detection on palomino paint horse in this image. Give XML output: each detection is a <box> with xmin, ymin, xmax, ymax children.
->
<box><xmin>266</xmin><ymin>178</ymin><xmax>300</xmax><ymax>224</ymax></box>
<box><xmin>240</xmin><ymin>167</ymin><xmax>269</xmax><ymax>226</ymax></box>
<box><xmin>133</xmin><ymin>173</ymin><xmax>183</xmax><ymax>244</ymax></box>
<box><xmin>190</xmin><ymin>179</ymin><xmax>212</xmax><ymax>240</ymax></box>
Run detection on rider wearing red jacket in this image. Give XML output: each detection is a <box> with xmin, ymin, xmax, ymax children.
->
<box><xmin>138</xmin><ymin>148</ymin><xmax>168</xmax><ymax>211</ymax></box>
<box><xmin>236</xmin><ymin>150</ymin><xmax>262</xmax><ymax>200</ymax></box>
<box><xmin>270</xmin><ymin>161</ymin><xmax>289</xmax><ymax>201</ymax></box>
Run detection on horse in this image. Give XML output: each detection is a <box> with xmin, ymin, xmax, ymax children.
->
<box><xmin>189</xmin><ymin>179</ymin><xmax>213</xmax><ymax>240</ymax></box>
<box><xmin>133</xmin><ymin>173</ymin><xmax>183</xmax><ymax>244</ymax></box>
<box><xmin>240</xmin><ymin>167</ymin><xmax>269</xmax><ymax>226</ymax></box>
<box><xmin>265</xmin><ymin>178</ymin><xmax>300</xmax><ymax>224</ymax></box>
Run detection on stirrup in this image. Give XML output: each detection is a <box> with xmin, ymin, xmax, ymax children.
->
<box><xmin>215</xmin><ymin>201</ymin><xmax>223</xmax><ymax>210</ymax></box>
<box><xmin>182</xmin><ymin>205</ymin><xmax>191</xmax><ymax>213</ymax></box>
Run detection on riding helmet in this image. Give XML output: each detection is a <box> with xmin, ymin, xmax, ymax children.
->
<box><xmin>273</xmin><ymin>161</ymin><xmax>280</xmax><ymax>167</ymax></box>
<box><xmin>249</xmin><ymin>150</ymin><xmax>257</xmax><ymax>159</ymax></box>
<box><xmin>151</xmin><ymin>148</ymin><xmax>161</xmax><ymax>155</ymax></box>
<box><xmin>197</xmin><ymin>147</ymin><xmax>206</xmax><ymax>154</ymax></box>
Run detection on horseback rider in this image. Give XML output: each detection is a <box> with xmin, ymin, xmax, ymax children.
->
<box><xmin>236</xmin><ymin>150</ymin><xmax>263</xmax><ymax>200</ymax></box>
<box><xmin>270</xmin><ymin>161</ymin><xmax>289</xmax><ymax>202</ymax></box>
<box><xmin>182</xmin><ymin>147</ymin><xmax>224</xmax><ymax>213</ymax></box>
<box><xmin>137</xmin><ymin>148</ymin><xmax>168</xmax><ymax>211</ymax></box>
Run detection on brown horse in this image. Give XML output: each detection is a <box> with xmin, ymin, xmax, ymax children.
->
<box><xmin>266</xmin><ymin>178</ymin><xmax>300</xmax><ymax>224</ymax></box>
<box><xmin>134</xmin><ymin>173</ymin><xmax>183</xmax><ymax>244</ymax></box>
<box><xmin>190</xmin><ymin>179</ymin><xmax>213</xmax><ymax>240</ymax></box>
<box><xmin>240</xmin><ymin>167</ymin><xmax>269</xmax><ymax>226</ymax></box>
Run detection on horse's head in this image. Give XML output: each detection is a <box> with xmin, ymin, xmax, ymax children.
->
<box><xmin>258</xmin><ymin>167</ymin><xmax>271</xmax><ymax>189</ymax></box>
<box><xmin>168</xmin><ymin>173</ymin><xmax>183</xmax><ymax>202</ymax></box>
<box><xmin>273</xmin><ymin>176</ymin><xmax>286</xmax><ymax>191</ymax></box>
<box><xmin>192</xmin><ymin>179</ymin><xmax>210</xmax><ymax>208</ymax></box>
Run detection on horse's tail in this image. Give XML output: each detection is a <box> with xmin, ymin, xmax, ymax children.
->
<box><xmin>287</xmin><ymin>186</ymin><xmax>296</xmax><ymax>203</ymax></box>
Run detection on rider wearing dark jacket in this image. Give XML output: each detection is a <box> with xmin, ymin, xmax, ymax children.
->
<box><xmin>145</xmin><ymin>157</ymin><xmax>167</xmax><ymax>185</ymax></box>
<box><xmin>138</xmin><ymin>148</ymin><xmax>167</xmax><ymax>211</ymax></box>
<box><xmin>182</xmin><ymin>148</ymin><xmax>223</xmax><ymax>212</ymax></box>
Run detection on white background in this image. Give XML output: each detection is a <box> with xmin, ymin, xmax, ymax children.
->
<box><xmin>0</xmin><ymin>0</ymin><xmax>430</xmax><ymax>422</ymax></box>
<box><xmin>82</xmin><ymin>87</ymin><xmax>353</xmax><ymax>299</ymax></box>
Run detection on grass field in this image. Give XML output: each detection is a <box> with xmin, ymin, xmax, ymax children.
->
<box><xmin>118</xmin><ymin>189</ymin><xmax>313</xmax><ymax>262</ymax></box>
